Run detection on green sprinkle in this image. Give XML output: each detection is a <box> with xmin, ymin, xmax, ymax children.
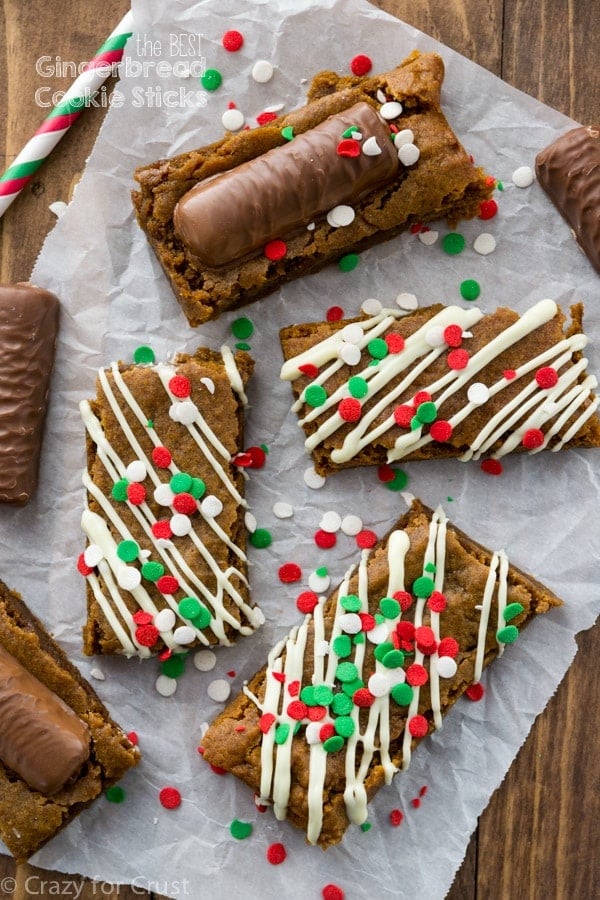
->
<box><xmin>447</xmin><ymin>495</ymin><xmax>454</xmax><ymax>502</ymax></box>
<box><xmin>341</xmin><ymin>125</ymin><xmax>359</xmax><ymax>138</ymax></box>
<box><xmin>331</xmin><ymin>692</ymin><xmax>353</xmax><ymax>715</ymax></box>
<box><xmin>442</xmin><ymin>232</ymin><xmax>466</xmax><ymax>255</ymax></box>
<box><xmin>497</xmin><ymin>625</ymin><xmax>519</xmax><ymax>644</ymax></box>
<box><xmin>281</xmin><ymin>125</ymin><xmax>294</xmax><ymax>141</ymax></box>
<box><xmin>274</xmin><ymin>723</ymin><xmax>290</xmax><ymax>744</ymax></box>
<box><xmin>235</xmin><ymin>342</ymin><xmax>251</xmax><ymax>351</ymax></box>
<box><xmin>380</xmin><ymin>597</ymin><xmax>400</xmax><ymax>619</ymax></box>
<box><xmin>386</xmin><ymin>469</ymin><xmax>409</xmax><ymax>492</ymax></box>
<box><xmin>497</xmin><ymin>180</ymin><xmax>504</xmax><ymax>191</ymax></box>
<box><xmin>374</xmin><ymin>641</ymin><xmax>395</xmax><ymax>662</ymax></box>
<box><xmin>460</xmin><ymin>278</ymin><xmax>481</xmax><ymax>301</ymax></box>
<box><xmin>360</xmin><ymin>822</ymin><xmax>372</xmax><ymax>833</ymax></box>
<box><xmin>367</xmin><ymin>337</ymin><xmax>388</xmax><ymax>360</ymax></box>
<box><xmin>353</xmin><ymin>632</ymin><xmax>365</xmax><ymax>645</ymax></box>
<box><xmin>300</xmin><ymin>685</ymin><xmax>317</xmax><ymax>706</ymax></box>
<box><xmin>339</xmin><ymin>253</ymin><xmax>359</xmax><ymax>272</ymax></box>
<box><xmin>161</xmin><ymin>654</ymin><xmax>186</xmax><ymax>678</ymax></box>
<box><xmin>334</xmin><ymin>715</ymin><xmax>355</xmax><ymax>738</ymax></box>
<box><xmin>332</xmin><ymin>634</ymin><xmax>352</xmax><ymax>658</ymax></box>
<box><xmin>231</xmin><ymin>316</ymin><xmax>254</xmax><ymax>340</ymax></box>
<box><xmin>178</xmin><ymin>596</ymin><xmax>201</xmax><ymax>619</ymax></box>
<box><xmin>323</xmin><ymin>735</ymin><xmax>345</xmax><ymax>753</ymax></box>
<box><xmin>305</xmin><ymin>384</ymin><xmax>328</xmax><ymax>407</ymax></box>
<box><xmin>375</xmin><ymin>613</ymin><xmax>385</xmax><ymax>625</ymax></box>
<box><xmin>382</xmin><ymin>649</ymin><xmax>405</xmax><ymax>669</ymax></box>
<box><xmin>249</xmin><ymin>528</ymin><xmax>272</xmax><ymax>548</ymax></box>
<box><xmin>105</xmin><ymin>785</ymin><xmax>126</xmax><ymax>803</ymax></box>
<box><xmin>348</xmin><ymin>376</ymin><xmax>369</xmax><ymax>399</ymax></box>
<box><xmin>293</xmin><ymin>721</ymin><xmax>302</xmax><ymax>735</ymax></box>
<box><xmin>413</xmin><ymin>575</ymin><xmax>435</xmax><ymax>598</ymax></box>
<box><xmin>189</xmin><ymin>477</ymin><xmax>206</xmax><ymax>499</ymax></box>
<box><xmin>410</xmin><ymin>414</ymin><xmax>421</xmax><ymax>431</ymax></box>
<box><xmin>170</xmin><ymin>472</ymin><xmax>192</xmax><ymax>494</ymax></box>
<box><xmin>260</xmin><ymin>444</ymin><xmax>269</xmax><ymax>454</ymax></box>
<box><xmin>336</xmin><ymin>661</ymin><xmax>359</xmax><ymax>683</ymax></box>
<box><xmin>425</xmin><ymin>562</ymin><xmax>436</xmax><ymax>573</ymax></box>
<box><xmin>116</xmin><ymin>540</ymin><xmax>139</xmax><ymax>563</ymax></box>
<box><xmin>416</xmin><ymin>401</ymin><xmax>437</xmax><ymax>424</ymax></box>
<box><xmin>146</xmin><ymin>420</ymin><xmax>154</xmax><ymax>429</ymax></box>
<box><xmin>141</xmin><ymin>560</ymin><xmax>164</xmax><ymax>582</ymax></box>
<box><xmin>316</xmin><ymin>566</ymin><xmax>328</xmax><ymax>577</ymax></box>
<box><xmin>342</xmin><ymin>677</ymin><xmax>364</xmax><ymax>696</ymax></box>
<box><xmin>201</xmin><ymin>68</ymin><xmax>222</xmax><ymax>91</ymax></box>
<box><xmin>313</xmin><ymin>684</ymin><xmax>334</xmax><ymax>706</ymax></box>
<box><xmin>111</xmin><ymin>479</ymin><xmax>129</xmax><ymax>502</ymax></box>
<box><xmin>230</xmin><ymin>818</ymin><xmax>253</xmax><ymax>840</ymax></box>
<box><xmin>133</xmin><ymin>345</ymin><xmax>155</xmax><ymax>364</ymax></box>
<box><xmin>192</xmin><ymin>605</ymin><xmax>212</xmax><ymax>629</ymax></box>
<box><xmin>340</xmin><ymin>594</ymin><xmax>361</xmax><ymax>613</ymax></box>
<box><xmin>503</xmin><ymin>602</ymin><xmax>525</xmax><ymax>622</ymax></box>
<box><xmin>391</xmin><ymin>682</ymin><xmax>414</xmax><ymax>706</ymax></box>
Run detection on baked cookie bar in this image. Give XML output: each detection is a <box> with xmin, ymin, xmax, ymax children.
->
<box><xmin>132</xmin><ymin>51</ymin><xmax>492</xmax><ymax>325</ymax></box>
<box><xmin>279</xmin><ymin>299</ymin><xmax>600</xmax><ymax>476</ymax></box>
<box><xmin>201</xmin><ymin>500</ymin><xmax>561</xmax><ymax>847</ymax></box>
<box><xmin>79</xmin><ymin>346</ymin><xmax>264</xmax><ymax>657</ymax></box>
<box><xmin>0</xmin><ymin>580</ymin><xmax>139</xmax><ymax>862</ymax></box>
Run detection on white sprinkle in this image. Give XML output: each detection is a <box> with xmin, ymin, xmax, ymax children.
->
<box><xmin>473</xmin><ymin>233</ymin><xmax>496</xmax><ymax>256</ymax></box>
<box><xmin>263</xmin><ymin>102</ymin><xmax>285</xmax><ymax>113</ymax></box>
<box><xmin>418</xmin><ymin>230</ymin><xmax>439</xmax><ymax>246</ymax></box>
<box><xmin>348</xmin><ymin>130</ymin><xmax>362</xmax><ymax>140</ymax></box>
<box><xmin>173</xmin><ymin>625</ymin><xmax>196</xmax><ymax>645</ymax></box>
<box><xmin>221</xmin><ymin>108</ymin><xmax>245</xmax><ymax>131</ymax></box>
<box><xmin>338</xmin><ymin>613</ymin><xmax>362</xmax><ymax>634</ymax></box>
<box><xmin>306</xmin><ymin>722</ymin><xmax>322</xmax><ymax>744</ymax></box>
<box><xmin>361</xmin><ymin>297</ymin><xmax>382</xmax><ymax>316</ymax></box>
<box><xmin>387</xmin><ymin>667</ymin><xmax>406</xmax><ymax>686</ymax></box>
<box><xmin>309</xmin><ymin>571</ymin><xmax>330</xmax><ymax>593</ymax></box>
<box><xmin>49</xmin><ymin>200</ymin><xmax>68</xmax><ymax>218</ymax></box>
<box><xmin>200</xmin><ymin>377</ymin><xmax>215</xmax><ymax>394</ymax></box>
<box><xmin>90</xmin><ymin>667</ymin><xmax>105</xmax><ymax>681</ymax></box>
<box><xmin>362</xmin><ymin>136</ymin><xmax>382</xmax><ymax>156</ymax></box>
<box><xmin>376</xmin><ymin>89</ymin><xmax>387</xmax><ymax>104</ymax></box>
<box><xmin>425</xmin><ymin>326</ymin><xmax>446</xmax><ymax>348</ymax></box>
<box><xmin>306</xmin><ymin>222</ymin><xmax>316</xmax><ymax>231</ymax></box>
<box><xmin>207</xmin><ymin>678</ymin><xmax>231</xmax><ymax>702</ymax></box>
<box><xmin>340</xmin><ymin>342</ymin><xmax>362</xmax><ymax>366</ymax></box>
<box><xmin>341</xmin><ymin>514</ymin><xmax>363</xmax><ymax>536</ymax></box>
<box><xmin>462</xmin><ymin>331</ymin><xmax>473</xmax><ymax>338</ymax></box>
<box><xmin>542</xmin><ymin>399</ymin><xmax>561</xmax><ymax>416</ymax></box>
<box><xmin>154</xmin><ymin>484</ymin><xmax>175</xmax><ymax>507</ymax></box>
<box><xmin>170</xmin><ymin>399</ymin><xmax>198</xmax><ymax>425</ymax></box>
<box><xmin>273</xmin><ymin>501</ymin><xmax>294</xmax><ymax>519</ymax></box>
<box><xmin>155</xmin><ymin>674</ymin><xmax>177</xmax><ymax>697</ymax></box>
<box><xmin>304</xmin><ymin>467</ymin><xmax>325</xmax><ymax>489</ymax></box>
<box><xmin>154</xmin><ymin>608</ymin><xmax>176</xmax><ymax>632</ymax></box>
<box><xmin>437</xmin><ymin>657</ymin><xmax>458</xmax><ymax>679</ymax></box>
<box><xmin>398</xmin><ymin>143</ymin><xmax>420</xmax><ymax>166</ymax></box>
<box><xmin>117</xmin><ymin>565</ymin><xmax>141</xmax><ymax>591</ymax></box>
<box><xmin>475</xmin><ymin>604</ymin><xmax>483</xmax><ymax>611</ymax></box>
<box><xmin>315</xmin><ymin>640</ymin><xmax>330</xmax><ymax>657</ymax></box>
<box><xmin>368</xmin><ymin>672</ymin><xmax>389</xmax><ymax>697</ymax></box>
<box><xmin>199</xmin><ymin>721</ymin><xmax>209</xmax><ymax>739</ymax></box>
<box><xmin>396</xmin><ymin>292</ymin><xmax>419</xmax><ymax>310</ymax></box>
<box><xmin>170</xmin><ymin>513</ymin><xmax>191</xmax><ymax>536</ymax></box>
<box><xmin>327</xmin><ymin>204</ymin><xmax>355</xmax><ymax>228</ymax></box>
<box><xmin>252</xmin><ymin>59</ymin><xmax>274</xmax><ymax>83</ymax></box>
<box><xmin>244</xmin><ymin>511</ymin><xmax>257</xmax><ymax>533</ymax></box>
<box><xmin>125</xmin><ymin>460</ymin><xmax>147</xmax><ymax>483</ymax></box>
<box><xmin>393</xmin><ymin>128</ymin><xmax>414</xmax><ymax>148</ymax></box>
<box><xmin>139</xmin><ymin>549</ymin><xmax>151</xmax><ymax>559</ymax></box>
<box><xmin>512</xmin><ymin>165</ymin><xmax>534</xmax><ymax>188</ymax></box>
<box><xmin>366</xmin><ymin>622</ymin><xmax>390</xmax><ymax>644</ymax></box>
<box><xmin>341</xmin><ymin>323</ymin><xmax>363</xmax><ymax>344</ymax></box>
<box><xmin>201</xmin><ymin>495</ymin><xmax>223</xmax><ymax>518</ymax></box>
<box><xmin>467</xmin><ymin>382</ymin><xmax>490</xmax><ymax>405</ymax></box>
<box><xmin>380</xmin><ymin>100</ymin><xmax>403</xmax><ymax>120</ymax></box>
<box><xmin>320</xmin><ymin>510</ymin><xmax>342</xmax><ymax>533</ymax></box>
<box><xmin>84</xmin><ymin>544</ymin><xmax>103</xmax><ymax>567</ymax></box>
<box><xmin>194</xmin><ymin>649</ymin><xmax>217</xmax><ymax>671</ymax></box>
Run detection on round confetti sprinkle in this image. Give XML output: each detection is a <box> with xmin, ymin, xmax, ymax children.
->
<box><xmin>385</xmin><ymin>332</ymin><xmax>405</xmax><ymax>353</ymax></box>
<box><xmin>327</xmin><ymin>204</ymin><xmax>355</xmax><ymax>228</ymax></box>
<box><xmin>443</xmin><ymin>324</ymin><xmax>463</xmax><ymax>347</ymax></box>
<box><xmin>393</xmin><ymin>128</ymin><xmax>414</xmax><ymax>148</ymax></box>
<box><xmin>159</xmin><ymin>786</ymin><xmax>181</xmax><ymax>809</ymax></box>
<box><xmin>522</xmin><ymin>428</ymin><xmax>545</xmax><ymax>450</ymax></box>
<box><xmin>84</xmin><ymin>544</ymin><xmax>104</xmax><ymax>568</ymax></box>
<box><xmin>201</xmin><ymin>495</ymin><xmax>223</xmax><ymax>518</ymax></box>
<box><xmin>126</xmin><ymin>460</ymin><xmax>146</xmax><ymax>482</ymax></box>
<box><xmin>512</xmin><ymin>165</ymin><xmax>534</xmax><ymax>188</ymax></box>
<box><xmin>396</xmin><ymin>292</ymin><xmax>419</xmax><ymax>310</ymax></box>
<box><xmin>473</xmin><ymin>233</ymin><xmax>496</xmax><ymax>255</ymax></box>
<box><xmin>194</xmin><ymin>649</ymin><xmax>217</xmax><ymax>671</ymax></box>
<box><xmin>467</xmin><ymin>382</ymin><xmax>490</xmax><ymax>405</ymax></box>
<box><xmin>418</xmin><ymin>229</ymin><xmax>439</xmax><ymax>245</ymax></box>
<box><xmin>314</xmin><ymin>529</ymin><xmax>337</xmax><ymax>549</ymax></box>
<box><xmin>348</xmin><ymin>376</ymin><xmax>369</xmax><ymax>399</ymax></box>
<box><xmin>398</xmin><ymin>143</ymin><xmax>420</xmax><ymax>166</ymax></box>
<box><xmin>133</xmin><ymin>345</ymin><xmax>155</xmax><ymax>364</ymax></box>
<box><xmin>340</xmin><ymin>343</ymin><xmax>362</xmax><ymax>366</ymax></box>
<box><xmin>427</xmin><ymin>591</ymin><xmax>447</xmax><ymax>613</ymax></box>
<box><xmin>350</xmin><ymin>53</ymin><xmax>372</xmax><ymax>75</ymax></box>
<box><xmin>503</xmin><ymin>602</ymin><xmax>525</xmax><ymax>622</ymax></box>
<box><xmin>304</xmin><ymin>467</ymin><xmax>326</xmax><ymax>489</ymax></box>
<box><xmin>481</xmin><ymin>458</ymin><xmax>503</xmax><ymax>475</ymax></box>
<box><xmin>232</xmin><ymin>316</ymin><xmax>254</xmax><ymax>340</ymax></box>
<box><xmin>230</xmin><ymin>818</ymin><xmax>253</xmax><ymax>840</ymax></box>
<box><xmin>222</xmin><ymin>30</ymin><xmax>244</xmax><ymax>52</ymax></box>
<box><xmin>207</xmin><ymin>678</ymin><xmax>232</xmax><ymax>702</ymax></box>
<box><xmin>135</xmin><ymin>623</ymin><xmax>160</xmax><ymax>648</ymax></box>
<box><xmin>326</xmin><ymin>305</ymin><xmax>344</xmax><ymax>322</ymax></box>
<box><xmin>337</xmin><ymin>138</ymin><xmax>361</xmax><ymax>158</ymax></box>
<box><xmin>178</xmin><ymin>596</ymin><xmax>201</xmax><ymax>619</ymax></box>
<box><xmin>152</xmin><ymin>446</ymin><xmax>172</xmax><ymax>468</ymax></box>
<box><xmin>170</xmin><ymin>471</ymin><xmax>192</xmax><ymax>494</ymax></box>
<box><xmin>249</xmin><ymin>528</ymin><xmax>272</xmax><ymax>548</ymax></box>
<box><xmin>323</xmin><ymin>735</ymin><xmax>345</xmax><ymax>753</ymax></box>
<box><xmin>342</xmin><ymin>321</ymin><xmax>363</xmax><ymax>342</ymax></box>
<box><xmin>161</xmin><ymin>654</ymin><xmax>186</xmax><ymax>679</ymax></box>
<box><xmin>252</xmin><ymin>59</ymin><xmax>274</xmax><ymax>83</ymax></box>
<box><xmin>336</xmin><ymin>661</ymin><xmax>359</xmax><ymax>682</ymax></box>
<box><xmin>106</xmin><ymin>785</ymin><xmax>126</xmax><ymax>803</ymax></box>
<box><xmin>408</xmin><ymin>714</ymin><xmax>429</xmax><ymax>738</ymax></box>
<box><xmin>356</xmin><ymin>529</ymin><xmax>377</xmax><ymax>549</ymax></box>
<box><xmin>155</xmin><ymin>674</ymin><xmax>178</xmax><ymax>697</ymax></box>
<box><xmin>338</xmin><ymin>397</ymin><xmax>362</xmax><ymax>422</ymax></box>
<box><xmin>154</xmin><ymin>608</ymin><xmax>176</xmax><ymax>632</ymax></box>
<box><xmin>256</xmin><ymin>110</ymin><xmax>277</xmax><ymax>126</ymax></box>
<box><xmin>127</xmin><ymin>482</ymin><xmax>146</xmax><ymax>505</ymax></box>
<box><xmin>172</xmin><ymin>492</ymin><xmax>197</xmax><ymax>515</ymax></box>
<box><xmin>273</xmin><ymin>501</ymin><xmax>293</xmax><ymax>518</ymax></box>
<box><xmin>266</xmin><ymin>842</ymin><xmax>287</xmax><ymax>865</ymax></box>
<box><xmin>278</xmin><ymin>562</ymin><xmax>302</xmax><ymax>583</ymax></box>
<box><xmin>479</xmin><ymin>198</ymin><xmax>498</xmax><ymax>220</ymax></box>
<box><xmin>437</xmin><ymin>656</ymin><xmax>458</xmax><ymax>679</ymax></box>
<box><xmin>429</xmin><ymin>420</ymin><xmax>453</xmax><ymax>442</ymax></box>
<box><xmin>339</xmin><ymin>253</ymin><xmax>359</xmax><ymax>272</ymax></box>
<box><xmin>438</xmin><ymin>636</ymin><xmax>459</xmax><ymax>658</ymax></box>
<box><xmin>442</xmin><ymin>232</ymin><xmax>466</xmax><ymax>255</ymax></box>
<box><xmin>305</xmin><ymin>384</ymin><xmax>327</xmax><ymax>407</ymax></box>
<box><xmin>168</xmin><ymin>375</ymin><xmax>191</xmax><ymax>398</ymax></box>
<box><xmin>466</xmin><ymin>682</ymin><xmax>485</xmax><ymax>701</ymax></box>
<box><xmin>367</xmin><ymin>337</ymin><xmax>388</xmax><ymax>360</ymax></box>
<box><xmin>393</xmin><ymin>405</ymin><xmax>414</xmax><ymax>428</ymax></box>
<box><xmin>535</xmin><ymin>366</ymin><xmax>559</xmax><ymax>389</ymax></box>
<box><xmin>447</xmin><ymin>348</ymin><xmax>470</xmax><ymax>370</ymax></box>
<box><xmin>152</xmin><ymin>520</ymin><xmax>172</xmax><ymax>540</ymax></box>
<box><xmin>118</xmin><ymin>566</ymin><xmax>142</xmax><ymax>591</ymax></box>
<box><xmin>460</xmin><ymin>279</ymin><xmax>481</xmax><ymax>301</ymax></box>
<box><xmin>362</xmin><ymin>297</ymin><xmax>383</xmax><ymax>315</ymax></box>
<box><xmin>380</xmin><ymin>100</ymin><xmax>403</xmax><ymax>120</ymax></box>
<box><xmin>173</xmin><ymin>625</ymin><xmax>196</xmax><ymax>646</ymax></box>
<box><xmin>320</xmin><ymin>510</ymin><xmax>342</xmax><ymax>532</ymax></box>
<box><xmin>222</xmin><ymin>108</ymin><xmax>245</xmax><ymax>131</ymax></box>
<box><xmin>389</xmin><ymin>809</ymin><xmax>403</xmax><ymax>827</ymax></box>
<box><xmin>415</xmin><ymin>400</ymin><xmax>437</xmax><ymax>424</ymax></box>
<box><xmin>264</xmin><ymin>238</ymin><xmax>287</xmax><ymax>261</ymax></box>
<box><xmin>296</xmin><ymin>591</ymin><xmax>319</xmax><ymax>614</ymax></box>
<box><xmin>406</xmin><ymin>664</ymin><xmax>428</xmax><ymax>687</ymax></box>
<box><xmin>201</xmin><ymin>68</ymin><xmax>222</xmax><ymax>91</ymax></box>
<box><xmin>77</xmin><ymin>553</ymin><xmax>94</xmax><ymax>576</ymax></box>
<box><xmin>367</xmin><ymin>673</ymin><xmax>389</xmax><ymax>697</ymax></box>
<box><xmin>391</xmin><ymin>682</ymin><xmax>413</xmax><ymax>705</ymax></box>
<box><xmin>170</xmin><ymin>513</ymin><xmax>192</xmax><ymax>535</ymax></box>
<box><xmin>338</xmin><ymin>612</ymin><xmax>362</xmax><ymax>634</ymax></box>
<box><xmin>341</xmin><ymin>514</ymin><xmax>362</xmax><ymax>536</ymax></box>
<box><xmin>497</xmin><ymin>625</ymin><xmax>519</xmax><ymax>644</ymax></box>
<box><xmin>171</xmin><ymin>400</ymin><xmax>198</xmax><ymax>425</ymax></box>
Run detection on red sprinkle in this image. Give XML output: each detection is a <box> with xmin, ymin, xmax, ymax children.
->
<box><xmin>158</xmin><ymin>648</ymin><xmax>172</xmax><ymax>662</ymax></box>
<box><xmin>503</xmin><ymin>369</ymin><xmax>517</xmax><ymax>380</ymax></box>
<box><xmin>535</xmin><ymin>366</ymin><xmax>559</xmax><ymax>389</ymax></box>
<box><xmin>126</xmin><ymin>482</ymin><xmax>146</xmax><ymax>505</ymax></box>
<box><xmin>222</xmin><ymin>30</ymin><xmax>244</xmax><ymax>52</ymax></box>
<box><xmin>209</xmin><ymin>763</ymin><xmax>228</xmax><ymax>775</ymax></box>
<box><xmin>408</xmin><ymin>714</ymin><xmax>429</xmax><ymax>738</ymax></box>
<box><xmin>307</xmin><ymin>705</ymin><xmax>327</xmax><ymax>721</ymax></box>
<box><xmin>287</xmin><ymin>679</ymin><xmax>300</xmax><ymax>696</ymax></box>
<box><xmin>135</xmin><ymin>624</ymin><xmax>160</xmax><ymax>647</ymax></box>
<box><xmin>466</xmin><ymin>682</ymin><xmax>485</xmax><ymax>701</ymax></box>
<box><xmin>296</xmin><ymin>591</ymin><xmax>319</xmax><ymax>614</ymax></box>
<box><xmin>278</xmin><ymin>562</ymin><xmax>302</xmax><ymax>583</ymax></box>
<box><xmin>168</xmin><ymin>375</ymin><xmax>191</xmax><ymax>398</ymax></box>
<box><xmin>410</xmin><ymin>223</ymin><xmax>423</xmax><ymax>234</ymax></box>
<box><xmin>337</xmin><ymin>138</ymin><xmax>361</xmax><ymax>158</ymax></box>
<box><xmin>406</xmin><ymin>663</ymin><xmax>428</xmax><ymax>687</ymax></box>
<box><xmin>157</xmin><ymin>575</ymin><xmax>179</xmax><ymax>595</ymax></box>
<box><xmin>437</xmin><ymin>636</ymin><xmax>459</xmax><ymax>658</ymax></box>
<box><xmin>443</xmin><ymin>324</ymin><xmax>463</xmax><ymax>347</ymax></box>
<box><xmin>314</xmin><ymin>529</ymin><xmax>337</xmax><ymax>549</ymax></box>
<box><xmin>353</xmin><ymin>688</ymin><xmax>375</xmax><ymax>707</ymax></box>
<box><xmin>393</xmin><ymin>591</ymin><xmax>413</xmax><ymax>612</ymax></box>
<box><xmin>485</xmin><ymin>175</ymin><xmax>497</xmax><ymax>188</ymax></box>
<box><xmin>385</xmin><ymin>333</ymin><xmax>405</xmax><ymax>353</ymax></box>
<box><xmin>522</xmin><ymin>428</ymin><xmax>545</xmax><ymax>450</ymax></box>
<box><xmin>323</xmin><ymin>885</ymin><xmax>345</xmax><ymax>900</ymax></box>
<box><xmin>413</xmin><ymin>390</ymin><xmax>432</xmax><ymax>406</ymax></box>
<box><xmin>152</xmin><ymin>446</ymin><xmax>172</xmax><ymax>468</ymax></box>
<box><xmin>299</xmin><ymin>363</ymin><xmax>319</xmax><ymax>378</ymax></box>
<box><xmin>232</xmin><ymin>452</ymin><xmax>253</xmax><ymax>467</ymax></box>
<box><xmin>427</xmin><ymin>591</ymin><xmax>447</xmax><ymax>613</ymax></box>
<box><xmin>259</xmin><ymin>713</ymin><xmax>276</xmax><ymax>734</ymax></box>
<box><xmin>377</xmin><ymin>463</ymin><xmax>396</xmax><ymax>482</ymax></box>
<box><xmin>152</xmin><ymin>520</ymin><xmax>172</xmax><ymax>540</ymax></box>
<box><xmin>266</xmin><ymin>842</ymin><xmax>287</xmax><ymax>865</ymax></box>
<box><xmin>77</xmin><ymin>553</ymin><xmax>94</xmax><ymax>576</ymax></box>
<box><xmin>350</xmin><ymin>54</ymin><xmax>372</xmax><ymax>76</ymax></box>
<box><xmin>245</xmin><ymin>445</ymin><xmax>267</xmax><ymax>468</ymax></box>
<box><xmin>393</xmin><ymin>404</ymin><xmax>415</xmax><ymax>428</ymax></box>
<box><xmin>326</xmin><ymin>305</ymin><xmax>344</xmax><ymax>322</ymax></box>
<box><xmin>133</xmin><ymin>610</ymin><xmax>153</xmax><ymax>625</ymax></box>
<box><xmin>480</xmin><ymin>458</ymin><xmax>503</xmax><ymax>476</ymax></box>
<box><xmin>287</xmin><ymin>700</ymin><xmax>308</xmax><ymax>720</ymax></box>
<box><xmin>415</xmin><ymin>625</ymin><xmax>437</xmax><ymax>655</ymax></box>
<box><xmin>479</xmin><ymin>198</ymin><xmax>498</xmax><ymax>220</ymax></box>
<box><xmin>396</xmin><ymin>619</ymin><xmax>416</xmax><ymax>644</ymax></box>
<box><xmin>234</xmin><ymin>724</ymin><xmax>246</xmax><ymax>732</ymax></box>
<box><xmin>338</xmin><ymin>397</ymin><xmax>362</xmax><ymax>422</ymax></box>
<box><xmin>389</xmin><ymin>809</ymin><xmax>403</xmax><ymax>827</ymax></box>
<box><xmin>257</xmin><ymin>111</ymin><xmax>278</xmax><ymax>126</ymax></box>
<box><xmin>359</xmin><ymin>612</ymin><xmax>376</xmax><ymax>632</ymax></box>
<box><xmin>447</xmin><ymin>348</ymin><xmax>470</xmax><ymax>370</ymax></box>
<box><xmin>264</xmin><ymin>239</ymin><xmax>287</xmax><ymax>261</ymax></box>
<box><xmin>411</xmin><ymin>798</ymin><xmax>421</xmax><ymax>809</ymax></box>
<box><xmin>356</xmin><ymin>529</ymin><xmax>377</xmax><ymax>549</ymax></box>
<box><xmin>419</xmin><ymin>785</ymin><xmax>428</xmax><ymax>797</ymax></box>
<box><xmin>126</xmin><ymin>731</ymin><xmax>139</xmax><ymax>746</ymax></box>
<box><xmin>272</xmin><ymin>672</ymin><xmax>286</xmax><ymax>683</ymax></box>
<box><xmin>159</xmin><ymin>786</ymin><xmax>182</xmax><ymax>810</ymax></box>
<box><xmin>172</xmin><ymin>492</ymin><xmax>197</xmax><ymax>515</ymax></box>
<box><xmin>429</xmin><ymin>420</ymin><xmax>453</xmax><ymax>442</ymax></box>
<box><xmin>319</xmin><ymin>723</ymin><xmax>335</xmax><ymax>742</ymax></box>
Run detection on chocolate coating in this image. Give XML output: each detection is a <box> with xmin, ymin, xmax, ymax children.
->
<box><xmin>535</xmin><ymin>125</ymin><xmax>600</xmax><ymax>274</ymax></box>
<box><xmin>0</xmin><ymin>283</ymin><xmax>60</xmax><ymax>505</ymax></box>
<box><xmin>174</xmin><ymin>102</ymin><xmax>399</xmax><ymax>268</ymax></box>
<box><xmin>0</xmin><ymin>643</ymin><xmax>90</xmax><ymax>794</ymax></box>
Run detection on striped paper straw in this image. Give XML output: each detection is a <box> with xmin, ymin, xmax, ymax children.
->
<box><xmin>0</xmin><ymin>10</ymin><xmax>134</xmax><ymax>218</ymax></box>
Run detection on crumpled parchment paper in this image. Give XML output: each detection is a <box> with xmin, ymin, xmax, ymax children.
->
<box><xmin>1</xmin><ymin>0</ymin><xmax>598</xmax><ymax>897</ymax></box>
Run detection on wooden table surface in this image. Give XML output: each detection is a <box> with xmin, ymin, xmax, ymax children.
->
<box><xmin>0</xmin><ymin>1</ymin><xmax>598</xmax><ymax>897</ymax></box>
